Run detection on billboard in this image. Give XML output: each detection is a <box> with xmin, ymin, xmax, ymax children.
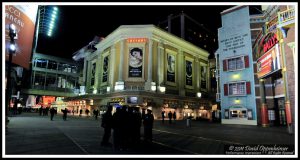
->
<box><xmin>185</xmin><ymin>60</ymin><xmax>193</xmax><ymax>86</ymax></box>
<box><xmin>257</xmin><ymin>44</ymin><xmax>281</xmax><ymax>78</ymax></box>
<box><xmin>128</xmin><ymin>47</ymin><xmax>143</xmax><ymax>77</ymax></box>
<box><xmin>167</xmin><ymin>53</ymin><xmax>176</xmax><ymax>83</ymax></box>
<box><xmin>5</xmin><ymin>5</ymin><xmax>38</xmax><ymax>69</ymax></box>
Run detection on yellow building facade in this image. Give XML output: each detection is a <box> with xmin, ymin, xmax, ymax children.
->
<box><xmin>69</xmin><ymin>25</ymin><xmax>212</xmax><ymax>120</ymax></box>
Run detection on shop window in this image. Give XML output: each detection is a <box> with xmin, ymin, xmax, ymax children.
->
<box><xmin>47</xmin><ymin>60</ymin><xmax>58</xmax><ymax>70</ymax></box>
<box><xmin>229</xmin><ymin>109</ymin><xmax>247</xmax><ymax>119</ymax></box>
<box><xmin>35</xmin><ymin>58</ymin><xmax>47</xmax><ymax>68</ymax></box>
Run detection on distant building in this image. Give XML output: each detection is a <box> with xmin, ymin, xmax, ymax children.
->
<box><xmin>66</xmin><ymin>25</ymin><xmax>212</xmax><ymax>120</ymax></box>
<box><xmin>23</xmin><ymin>53</ymin><xmax>81</xmax><ymax>112</ymax></box>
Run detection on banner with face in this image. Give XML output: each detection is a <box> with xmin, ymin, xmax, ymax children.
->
<box><xmin>128</xmin><ymin>47</ymin><xmax>143</xmax><ymax>77</ymax></box>
<box><xmin>102</xmin><ymin>56</ymin><xmax>109</xmax><ymax>83</ymax></box>
<box><xmin>167</xmin><ymin>54</ymin><xmax>176</xmax><ymax>83</ymax></box>
<box><xmin>186</xmin><ymin>60</ymin><xmax>193</xmax><ymax>86</ymax></box>
<box><xmin>201</xmin><ymin>65</ymin><xmax>207</xmax><ymax>89</ymax></box>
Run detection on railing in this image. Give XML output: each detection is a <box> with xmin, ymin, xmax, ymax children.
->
<box><xmin>125</xmin><ymin>86</ymin><xmax>145</xmax><ymax>91</ymax></box>
<box><xmin>266</xmin><ymin>16</ymin><xmax>278</xmax><ymax>33</ymax></box>
<box><xmin>278</xmin><ymin>8</ymin><xmax>295</xmax><ymax>26</ymax></box>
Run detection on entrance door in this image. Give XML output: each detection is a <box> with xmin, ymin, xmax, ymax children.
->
<box><xmin>275</xmin><ymin>98</ymin><xmax>286</xmax><ymax>126</ymax></box>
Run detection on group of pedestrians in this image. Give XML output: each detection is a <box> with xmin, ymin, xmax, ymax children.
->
<box><xmin>161</xmin><ymin>111</ymin><xmax>176</xmax><ymax>124</ymax></box>
<box><xmin>101</xmin><ymin>105</ymin><xmax>154</xmax><ymax>151</ymax></box>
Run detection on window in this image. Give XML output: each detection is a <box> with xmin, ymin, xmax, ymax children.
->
<box><xmin>228</xmin><ymin>57</ymin><xmax>244</xmax><ymax>70</ymax></box>
<box><xmin>47</xmin><ymin>60</ymin><xmax>57</xmax><ymax>70</ymax></box>
<box><xmin>35</xmin><ymin>58</ymin><xmax>47</xmax><ymax>68</ymax></box>
<box><xmin>229</xmin><ymin>82</ymin><xmax>246</xmax><ymax>95</ymax></box>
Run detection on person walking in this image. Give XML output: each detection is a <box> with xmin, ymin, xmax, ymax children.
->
<box><xmin>112</xmin><ymin>106</ymin><xmax>122</xmax><ymax>150</ymax></box>
<box><xmin>101</xmin><ymin>105</ymin><xmax>113</xmax><ymax>147</ymax></box>
<box><xmin>172</xmin><ymin>111</ymin><xmax>177</xmax><ymax>123</ymax></box>
<box><xmin>50</xmin><ymin>107</ymin><xmax>55</xmax><ymax>121</ymax></box>
<box><xmin>85</xmin><ymin>109</ymin><xmax>90</xmax><ymax>117</ymax></box>
<box><xmin>168</xmin><ymin>111</ymin><xmax>172</xmax><ymax>124</ymax></box>
<box><xmin>161</xmin><ymin>111</ymin><xmax>165</xmax><ymax>124</ymax></box>
<box><xmin>62</xmin><ymin>108</ymin><xmax>68</xmax><ymax>121</ymax></box>
<box><xmin>143</xmin><ymin>108</ymin><xmax>154</xmax><ymax>142</ymax></box>
<box><xmin>79</xmin><ymin>109</ymin><xmax>82</xmax><ymax>117</ymax></box>
<box><xmin>94</xmin><ymin>109</ymin><xmax>99</xmax><ymax>120</ymax></box>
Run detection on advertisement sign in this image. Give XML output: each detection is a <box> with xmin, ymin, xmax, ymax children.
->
<box><xmin>128</xmin><ymin>47</ymin><xmax>143</xmax><ymax>77</ymax></box>
<box><xmin>102</xmin><ymin>56</ymin><xmax>109</xmax><ymax>83</ymax></box>
<box><xmin>185</xmin><ymin>60</ymin><xmax>193</xmax><ymax>86</ymax></box>
<box><xmin>257</xmin><ymin>44</ymin><xmax>281</xmax><ymax>78</ymax></box>
<box><xmin>167</xmin><ymin>53</ymin><xmax>176</xmax><ymax>83</ymax></box>
<box><xmin>5</xmin><ymin>5</ymin><xmax>38</xmax><ymax>69</ymax></box>
<box><xmin>201</xmin><ymin>66</ymin><xmax>207</xmax><ymax>89</ymax></box>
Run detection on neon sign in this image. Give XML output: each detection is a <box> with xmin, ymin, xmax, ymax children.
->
<box><xmin>127</xmin><ymin>38</ymin><xmax>147</xmax><ymax>43</ymax></box>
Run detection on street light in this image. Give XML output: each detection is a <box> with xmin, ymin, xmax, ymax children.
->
<box><xmin>6</xmin><ymin>23</ymin><xmax>18</xmax><ymax>126</ymax></box>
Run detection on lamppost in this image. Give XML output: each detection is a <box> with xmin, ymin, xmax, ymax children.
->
<box><xmin>6</xmin><ymin>23</ymin><xmax>18</xmax><ymax>126</ymax></box>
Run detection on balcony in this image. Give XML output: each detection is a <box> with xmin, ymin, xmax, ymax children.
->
<box><xmin>278</xmin><ymin>8</ymin><xmax>295</xmax><ymax>28</ymax></box>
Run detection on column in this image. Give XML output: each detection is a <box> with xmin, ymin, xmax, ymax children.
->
<box><xmin>147</xmin><ymin>40</ymin><xmax>153</xmax><ymax>82</ymax></box>
<box><xmin>109</xmin><ymin>45</ymin><xmax>116</xmax><ymax>91</ymax></box>
<box><xmin>118</xmin><ymin>40</ymin><xmax>124</xmax><ymax>82</ymax></box>
<box><xmin>145</xmin><ymin>40</ymin><xmax>154</xmax><ymax>91</ymax></box>
<box><xmin>280</xmin><ymin>38</ymin><xmax>293</xmax><ymax>134</ymax></box>
<box><xmin>195</xmin><ymin>59</ymin><xmax>200</xmax><ymax>92</ymax></box>
<box><xmin>178</xmin><ymin>49</ymin><xmax>185</xmax><ymax>96</ymax></box>
<box><xmin>115</xmin><ymin>40</ymin><xmax>125</xmax><ymax>91</ymax></box>
<box><xmin>259</xmin><ymin>79</ymin><xmax>269</xmax><ymax>127</ymax></box>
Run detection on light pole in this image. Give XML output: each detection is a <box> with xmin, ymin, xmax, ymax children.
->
<box><xmin>6</xmin><ymin>23</ymin><xmax>17</xmax><ymax>126</ymax></box>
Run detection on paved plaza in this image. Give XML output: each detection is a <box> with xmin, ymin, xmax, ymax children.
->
<box><xmin>4</xmin><ymin>112</ymin><xmax>295</xmax><ymax>157</ymax></box>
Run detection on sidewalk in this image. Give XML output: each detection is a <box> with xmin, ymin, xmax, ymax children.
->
<box><xmin>4</xmin><ymin>112</ymin><xmax>188</xmax><ymax>156</ymax></box>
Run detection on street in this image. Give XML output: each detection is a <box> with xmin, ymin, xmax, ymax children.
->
<box><xmin>4</xmin><ymin>112</ymin><xmax>295</xmax><ymax>156</ymax></box>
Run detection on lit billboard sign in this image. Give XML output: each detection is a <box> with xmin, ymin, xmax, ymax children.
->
<box><xmin>5</xmin><ymin>5</ymin><xmax>38</xmax><ymax>69</ymax></box>
<box><xmin>256</xmin><ymin>44</ymin><xmax>281</xmax><ymax>78</ymax></box>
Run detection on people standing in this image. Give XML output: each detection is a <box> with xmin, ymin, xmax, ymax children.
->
<box><xmin>168</xmin><ymin>111</ymin><xmax>172</xmax><ymax>124</ymax></box>
<box><xmin>112</xmin><ymin>106</ymin><xmax>122</xmax><ymax>150</ymax></box>
<box><xmin>172</xmin><ymin>111</ymin><xmax>177</xmax><ymax>123</ymax></box>
<box><xmin>62</xmin><ymin>108</ymin><xmax>68</xmax><ymax>121</ymax></box>
<box><xmin>143</xmin><ymin>108</ymin><xmax>154</xmax><ymax>142</ymax></box>
<box><xmin>161</xmin><ymin>111</ymin><xmax>165</xmax><ymax>123</ymax></box>
<box><xmin>94</xmin><ymin>109</ymin><xmax>99</xmax><ymax>120</ymax></box>
<box><xmin>133</xmin><ymin>107</ymin><xmax>142</xmax><ymax>145</ymax></box>
<box><xmin>50</xmin><ymin>107</ymin><xmax>55</xmax><ymax>121</ymax></box>
<box><xmin>85</xmin><ymin>109</ymin><xmax>90</xmax><ymax>117</ymax></box>
<box><xmin>79</xmin><ymin>109</ymin><xmax>82</xmax><ymax>116</ymax></box>
<box><xmin>101</xmin><ymin>105</ymin><xmax>113</xmax><ymax>147</ymax></box>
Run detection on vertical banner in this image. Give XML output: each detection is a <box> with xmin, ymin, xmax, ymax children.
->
<box><xmin>5</xmin><ymin>5</ymin><xmax>38</xmax><ymax>69</ymax></box>
<box><xmin>91</xmin><ymin>62</ymin><xmax>96</xmax><ymax>86</ymax></box>
<box><xmin>128</xmin><ymin>47</ymin><xmax>143</xmax><ymax>77</ymax></box>
<box><xmin>102</xmin><ymin>56</ymin><xmax>109</xmax><ymax>83</ymax></box>
<box><xmin>201</xmin><ymin>65</ymin><xmax>207</xmax><ymax>89</ymax></box>
<box><xmin>167</xmin><ymin>53</ymin><xmax>176</xmax><ymax>82</ymax></box>
<box><xmin>185</xmin><ymin>60</ymin><xmax>193</xmax><ymax>86</ymax></box>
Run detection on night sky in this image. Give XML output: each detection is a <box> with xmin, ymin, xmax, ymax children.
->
<box><xmin>36</xmin><ymin>5</ymin><xmax>238</xmax><ymax>59</ymax></box>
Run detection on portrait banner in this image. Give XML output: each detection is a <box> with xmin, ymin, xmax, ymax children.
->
<box><xmin>186</xmin><ymin>60</ymin><xmax>193</xmax><ymax>86</ymax></box>
<box><xmin>128</xmin><ymin>47</ymin><xmax>143</xmax><ymax>77</ymax></box>
<box><xmin>102</xmin><ymin>56</ymin><xmax>109</xmax><ymax>83</ymax></box>
<box><xmin>167</xmin><ymin>53</ymin><xmax>176</xmax><ymax>83</ymax></box>
<box><xmin>201</xmin><ymin>65</ymin><xmax>207</xmax><ymax>89</ymax></box>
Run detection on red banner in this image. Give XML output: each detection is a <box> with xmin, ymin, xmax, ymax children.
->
<box><xmin>5</xmin><ymin>5</ymin><xmax>38</xmax><ymax>69</ymax></box>
<box><xmin>257</xmin><ymin>44</ymin><xmax>281</xmax><ymax>78</ymax></box>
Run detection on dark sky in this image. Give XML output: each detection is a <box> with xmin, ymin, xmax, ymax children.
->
<box><xmin>36</xmin><ymin>5</ymin><xmax>236</xmax><ymax>59</ymax></box>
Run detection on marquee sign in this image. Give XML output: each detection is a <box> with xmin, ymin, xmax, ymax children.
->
<box><xmin>257</xmin><ymin>44</ymin><xmax>281</xmax><ymax>78</ymax></box>
<box><xmin>127</xmin><ymin>38</ymin><xmax>147</xmax><ymax>43</ymax></box>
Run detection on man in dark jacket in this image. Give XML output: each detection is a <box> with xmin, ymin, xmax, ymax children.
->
<box><xmin>101</xmin><ymin>105</ymin><xmax>113</xmax><ymax>146</ymax></box>
<box><xmin>143</xmin><ymin>108</ymin><xmax>154</xmax><ymax>142</ymax></box>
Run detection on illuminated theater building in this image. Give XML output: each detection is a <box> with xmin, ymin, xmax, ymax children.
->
<box><xmin>252</xmin><ymin>5</ymin><xmax>295</xmax><ymax>132</ymax></box>
<box><xmin>67</xmin><ymin>25</ymin><xmax>212</xmax><ymax>120</ymax></box>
